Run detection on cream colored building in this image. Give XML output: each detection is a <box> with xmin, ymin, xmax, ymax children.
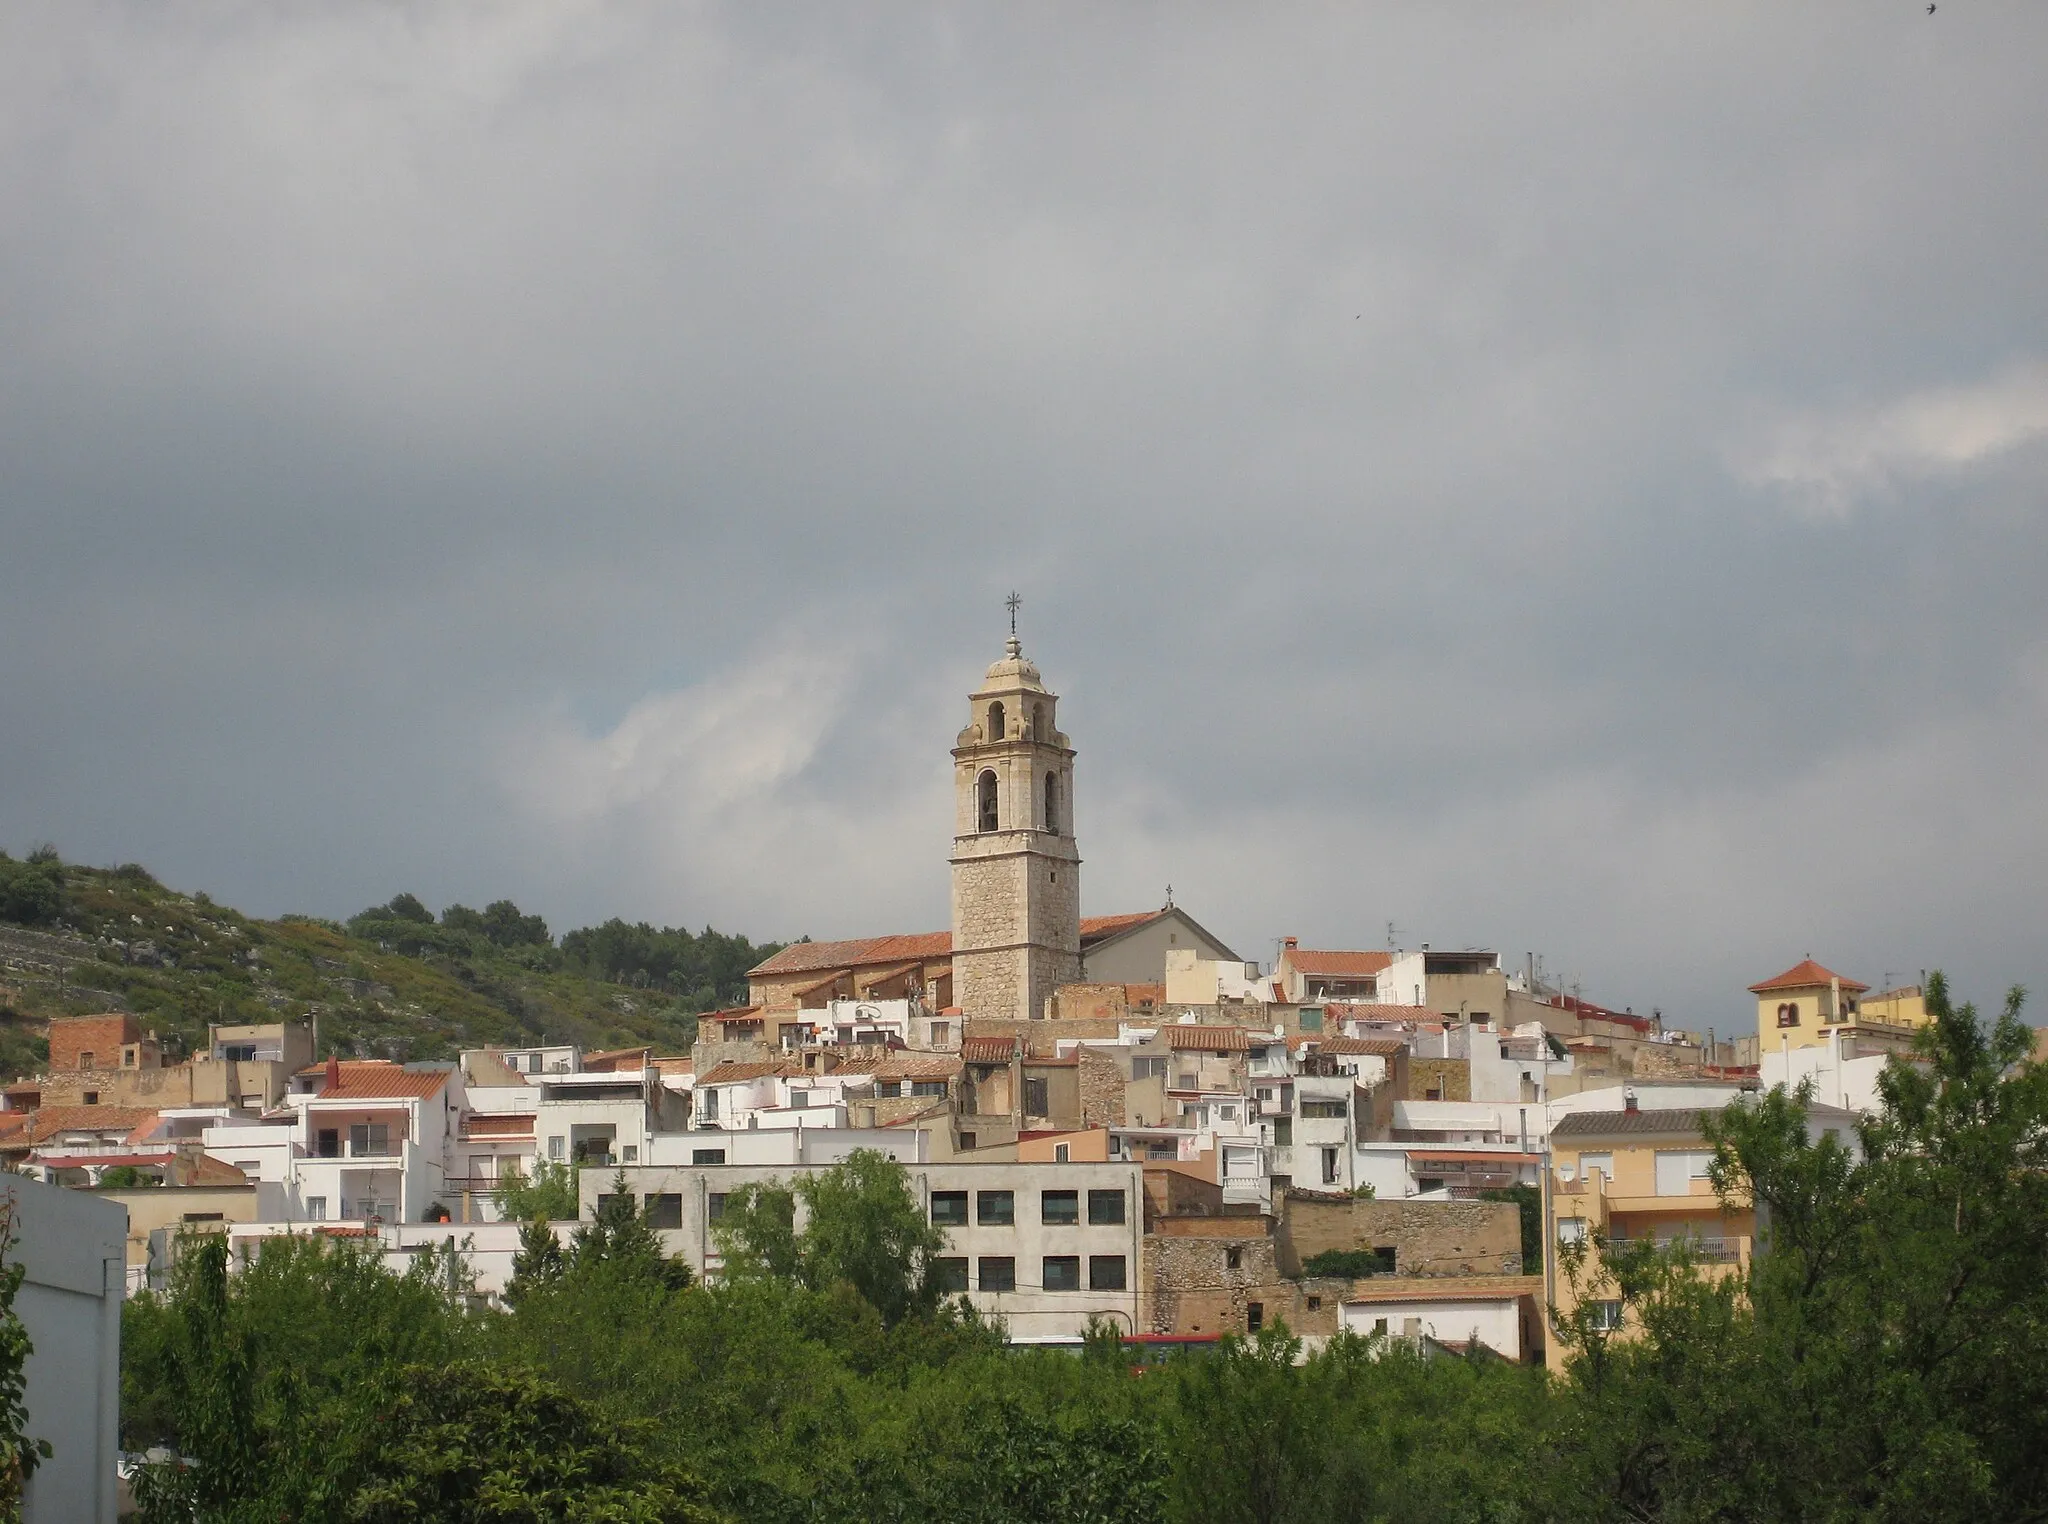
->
<box><xmin>1750</xmin><ymin>959</ymin><xmax>1925</xmax><ymax>1056</ymax></box>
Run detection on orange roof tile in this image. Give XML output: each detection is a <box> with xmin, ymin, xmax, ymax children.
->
<box><xmin>1286</xmin><ymin>949</ymin><xmax>1394</xmax><ymax>977</ymax></box>
<box><xmin>748</xmin><ymin>914</ymin><xmax>1167</xmax><ymax>979</ymax></box>
<box><xmin>1749</xmin><ymin>959</ymin><xmax>1868</xmax><ymax>995</ymax></box>
<box><xmin>698</xmin><ymin>1061</ymin><xmax>795</xmax><ymax>1086</ymax></box>
<box><xmin>1165</xmin><ymin>1026</ymin><xmax>1253</xmax><ymax>1052</ymax></box>
<box><xmin>1327</xmin><ymin>1004</ymin><xmax>1432</xmax><ymax>1023</ymax></box>
<box><xmin>316</xmin><ymin>1066</ymin><xmax>452</xmax><ymax>1102</ymax></box>
<box><xmin>1308</xmin><ymin>1035</ymin><xmax>1407</xmax><ymax>1057</ymax></box>
<box><xmin>581</xmin><ymin>1047</ymin><xmax>652</xmax><ymax>1071</ymax></box>
<box><xmin>960</xmin><ymin>1035</ymin><xmax>1019</xmax><ymax>1064</ymax></box>
<box><xmin>27</xmin><ymin>1106</ymin><xmax>161</xmax><ymax>1146</ymax></box>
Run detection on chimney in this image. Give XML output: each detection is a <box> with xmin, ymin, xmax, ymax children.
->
<box><xmin>1281</xmin><ymin>937</ymin><xmax>1298</xmax><ymax>952</ymax></box>
<box><xmin>323</xmin><ymin>1054</ymin><xmax>341</xmax><ymax>1091</ymax></box>
<box><xmin>1623</xmin><ymin>1085</ymin><xmax>1639</xmax><ymax>1115</ymax></box>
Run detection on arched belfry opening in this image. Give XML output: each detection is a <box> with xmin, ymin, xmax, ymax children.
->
<box><xmin>1044</xmin><ymin>772</ymin><xmax>1060</xmax><ymax>834</ymax></box>
<box><xmin>1032</xmin><ymin>703</ymin><xmax>1047</xmax><ymax>741</ymax></box>
<box><xmin>987</xmin><ymin>701</ymin><xmax>1005</xmax><ymax>741</ymax></box>
<box><xmin>977</xmin><ymin>769</ymin><xmax>999</xmax><ymax>832</ymax></box>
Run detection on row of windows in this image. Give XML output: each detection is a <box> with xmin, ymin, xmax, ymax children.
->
<box><xmin>930</xmin><ymin>1188</ymin><xmax>1125</xmax><ymax>1228</ymax></box>
<box><xmin>974</xmin><ymin>768</ymin><xmax>1064</xmax><ymax>834</ymax></box>
<box><xmin>932</xmin><ymin>1254</ymin><xmax>1126</xmax><ymax>1293</ymax></box>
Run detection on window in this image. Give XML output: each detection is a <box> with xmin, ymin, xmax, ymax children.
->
<box><xmin>933</xmin><ymin>1256</ymin><xmax>969</xmax><ymax>1293</ymax></box>
<box><xmin>306</xmin><ymin>1196</ymin><xmax>327</xmax><ymax>1221</ymax></box>
<box><xmin>1777</xmin><ymin>1001</ymin><xmax>1799</xmax><ymax>1028</ymax></box>
<box><xmin>692</xmin><ymin>1148</ymin><xmax>726</xmax><ymax>1165</ymax></box>
<box><xmin>700</xmin><ymin>1089</ymin><xmax>720</xmax><ymax>1120</ymax></box>
<box><xmin>1272</xmin><ymin>1116</ymin><xmax>1292</xmax><ymax>1147</ymax></box>
<box><xmin>1578</xmin><ymin>1152</ymin><xmax>1613</xmax><ymax>1183</ymax></box>
<box><xmin>911</xmin><ymin>1079</ymin><xmax>948</xmax><ymax>1098</ymax></box>
<box><xmin>707</xmin><ymin>1193</ymin><xmax>727</xmax><ymax>1221</ymax></box>
<box><xmin>1588</xmin><ymin>1300</ymin><xmax>1624</xmax><ymax>1332</ymax></box>
<box><xmin>1373</xmin><ymin>1317</ymin><xmax>1389</xmax><ymax>1335</ymax></box>
<box><xmin>1025</xmin><ymin>1077</ymin><xmax>1048</xmax><ymax>1116</ymax></box>
<box><xmin>1042</xmin><ymin>1255</ymin><xmax>1080</xmax><ymax>1291</ymax></box>
<box><xmin>622</xmin><ymin>1145</ymin><xmax>639</xmax><ymax>1164</ymax></box>
<box><xmin>1032</xmin><ymin>703</ymin><xmax>1047</xmax><ymax>741</ymax></box>
<box><xmin>1306</xmin><ymin>1295</ymin><xmax>1322</xmax><ymax>1311</ymax></box>
<box><xmin>123</xmin><ymin>1050</ymin><xmax>137</xmax><ymax>1067</ymax></box>
<box><xmin>596</xmin><ymin>1192</ymin><xmax>630</xmax><ymax>1220</ymax></box>
<box><xmin>1654</xmin><ymin>1150</ymin><xmax>1715</xmax><ymax>1196</ymax></box>
<box><xmin>78</xmin><ymin>1051</ymin><xmax>94</xmax><ymax>1069</ymax></box>
<box><xmin>930</xmin><ymin>1191</ymin><xmax>969</xmax><ymax>1227</ymax></box>
<box><xmin>83</xmin><ymin>1091</ymin><xmax>99</xmax><ymax>1106</ymax></box>
<box><xmin>979</xmin><ymin>1255</ymin><xmax>1016</xmax><ymax>1292</ymax></box>
<box><xmin>1321</xmin><ymin>1147</ymin><xmax>1340</xmax><ymax>1185</ymax></box>
<box><xmin>1301</xmin><ymin>1100</ymin><xmax>1347</xmax><ymax>1119</ymax></box>
<box><xmin>1145</xmin><ymin>1141</ymin><xmax>1175</xmax><ymax>1160</ymax></box>
<box><xmin>1246</xmin><ymin>1302</ymin><xmax>1264</xmax><ymax>1333</ymax></box>
<box><xmin>317</xmin><ymin>1129</ymin><xmax>340</xmax><ymax>1159</ymax></box>
<box><xmin>1133</xmin><ymin>1056</ymin><xmax>1167</xmax><ymax>1082</ymax></box>
<box><xmin>1088</xmin><ymin>1254</ymin><xmax>1127</xmax><ymax>1291</ymax></box>
<box><xmin>790</xmin><ymin>1090</ymin><xmax>809</xmax><ymax>1109</ymax></box>
<box><xmin>977</xmin><ymin>769</ymin><xmax>999</xmax><ymax>832</ymax></box>
<box><xmin>959</xmin><ymin>1132</ymin><xmax>976</xmax><ymax>1151</ymax></box>
<box><xmin>1558</xmin><ymin>1218</ymin><xmax>1587</xmax><ymax>1245</ymax></box>
<box><xmin>1041</xmin><ymin>1190</ymin><xmax>1079</xmax><ymax>1225</ymax></box>
<box><xmin>1054</xmin><ymin>1143</ymin><xmax>1070</xmax><ymax>1163</ymax></box>
<box><xmin>349</xmin><ymin>1122</ymin><xmax>391</xmax><ymax>1157</ymax></box>
<box><xmin>644</xmin><ymin>1193</ymin><xmax>682</xmax><ymax>1229</ymax></box>
<box><xmin>1044</xmin><ymin>772</ymin><xmax>1060</xmax><ymax>834</ymax></box>
<box><xmin>548</xmin><ymin>1136</ymin><xmax>565</xmax><ymax>1162</ymax></box>
<box><xmin>977</xmin><ymin>1190</ymin><xmax>1014</xmax><ymax>1226</ymax></box>
<box><xmin>878</xmin><ymin>1081</ymin><xmax>903</xmax><ymax>1099</ymax></box>
<box><xmin>224</xmin><ymin>1043</ymin><xmax>257</xmax><ymax>1062</ymax></box>
<box><xmin>930</xmin><ymin>1021</ymin><xmax>950</xmax><ymax>1046</ymax></box>
<box><xmin>1087</xmin><ymin>1189</ymin><xmax>1126</xmax><ymax>1226</ymax></box>
<box><xmin>1224</xmin><ymin>1247</ymin><xmax>1242</xmax><ymax>1271</ymax></box>
<box><xmin>987</xmin><ymin>701</ymin><xmax>1006</xmax><ymax>741</ymax></box>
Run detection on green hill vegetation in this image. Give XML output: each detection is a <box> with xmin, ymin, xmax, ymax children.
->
<box><xmin>0</xmin><ymin>846</ymin><xmax>782</xmax><ymax>1078</ymax></box>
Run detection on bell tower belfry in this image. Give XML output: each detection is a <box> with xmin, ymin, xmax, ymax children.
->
<box><xmin>949</xmin><ymin>607</ymin><xmax>1081</xmax><ymax>1022</ymax></box>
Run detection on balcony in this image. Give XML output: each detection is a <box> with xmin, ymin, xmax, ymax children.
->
<box><xmin>1604</xmin><ymin>1235</ymin><xmax>1743</xmax><ymax>1264</ymax></box>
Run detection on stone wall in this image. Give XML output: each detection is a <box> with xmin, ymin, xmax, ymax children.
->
<box><xmin>1078</xmin><ymin>1047</ymin><xmax>1126</xmax><ymax>1128</ymax></box>
<box><xmin>1406</xmin><ymin>1057</ymin><xmax>1470</xmax><ymax>1102</ymax></box>
<box><xmin>1276</xmin><ymin>1194</ymin><xmax>1521</xmax><ymax>1278</ymax></box>
<box><xmin>1142</xmin><ymin>1219</ymin><xmax>1281</xmax><ymax>1336</ymax></box>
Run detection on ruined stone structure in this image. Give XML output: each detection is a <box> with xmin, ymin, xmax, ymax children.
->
<box><xmin>949</xmin><ymin>632</ymin><xmax>1081</xmax><ymax>1022</ymax></box>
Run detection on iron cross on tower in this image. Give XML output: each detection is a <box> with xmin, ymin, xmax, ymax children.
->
<box><xmin>1005</xmin><ymin>590</ymin><xmax>1022</xmax><ymax>636</ymax></box>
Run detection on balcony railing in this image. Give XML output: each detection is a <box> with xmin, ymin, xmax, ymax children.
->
<box><xmin>1604</xmin><ymin>1235</ymin><xmax>1742</xmax><ymax>1264</ymax></box>
<box><xmin>306</xmin><ymin>1140</ymin><xmax>405</xmax><ymax>1160</ymax></box>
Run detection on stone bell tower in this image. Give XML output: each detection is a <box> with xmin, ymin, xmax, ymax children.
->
<box><xmin>950</xmin><ymin>610</ymin><xmax>1081</xmax><ymax>1022</ymax></box>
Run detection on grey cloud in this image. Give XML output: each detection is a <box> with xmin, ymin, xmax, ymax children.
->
<box><xmin>3</xmin><ymin>2</ymin><xmax>2046</xmax><ymax>1026</ymax></box>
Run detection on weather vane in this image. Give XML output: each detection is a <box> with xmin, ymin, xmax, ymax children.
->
<box><xmin>1006</xmin><ymin>590</ymin><xmax>1022</xmax><ymax>637</ymax></box>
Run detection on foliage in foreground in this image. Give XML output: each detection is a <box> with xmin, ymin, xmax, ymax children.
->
<box><xmin>120</xmin><ymin>974</ymin><xmax>2048</xmax><ymax>1522</ymax></box>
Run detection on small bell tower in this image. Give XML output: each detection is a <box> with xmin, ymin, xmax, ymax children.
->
<box><xmin>949</xmin><ymin>597</ymin><xmax>1081</xmax><ymax>1021</ymax></box>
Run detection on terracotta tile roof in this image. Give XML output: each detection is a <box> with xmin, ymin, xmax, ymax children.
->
<box><xmin>1551</xmin><ymin>1108</ymin><xmax>1715</xmax><ymax>1140</ymax></box>
<box><xmin>703</xmin><ymin>1006</ymin><xmax>765</xmax><ymax>1025</ymax></box>
<box><xmin>1748</xmin><ymin>959</ymin><xmax>1869</xmax><ymax>995</ymax></box>
<box><xmin>748</xmin><ymin>914</ymin><xmax>1168</xmax><ymax>978</ymax></box>
<box><xmin>1285</xmin><ymin>949</ymin><xmax>1394</xmax><ymax>977</ymax></box>
<box><xmin>461</xmin><ymin>1114</ymin><xmax>536</xmax><ymax>1139</ymax></box>
<box><xmin>1310</xmin><ymin>1036</ymin><xmax>1407</xmax><ymax>1057</ymax></box>
<box><xmin>1079</xmin><ymin>910</ymin><xmax>1168</xmax><ymax>943</ymax></box>
<box><xmin>1327</xmin><ymin>1004</ymin><xmax>1429</xmax><ymax>1023</ymax></box>
<box><xmin>748</xmin><ymin>934</ymin><xmax>953</xmax><ymax>979</ymax></box>
<box><xmin>652</xmin><ymin>1057</ymin><xmax>694</xmax><ymax>1077</ymax></box>
<box><xmin>960</xmin><ymin>1035</ymin><xmax>1019</xmax><ymax>1064</ymax></box>
<box><xmin>1165</xmin><ymin>1026</ymin><xmax>1252</xmax><ymax>1052</ymax></box>
<box><xmin>317</xmin><ymin>1066</ymin><xmax>452</xmax><ymax>1102</ymax></box>
<box><xmin>581</xmin><ymin>1047</ymin><xmax>651</xmax><ymax>1071</ymax></box>
<box><xmin>698</xmin><ymin>1060</ymin><xmax>795</xmax><ymax>1086</ymax></box>
<box><xmin>27</xmin><ymin>1106</ymin><xmax>161</xmax><ymax>1145</ymax></box>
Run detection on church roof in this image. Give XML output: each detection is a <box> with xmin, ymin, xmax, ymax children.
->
<box><xmin>747</xmin><ymin>914</ymin><xmax>1175</xmax><ymax>980</ymax></box>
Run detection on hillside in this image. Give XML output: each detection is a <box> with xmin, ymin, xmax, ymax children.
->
<box><xmin>0</xmin><ymin>848</ymin><xmax>782</xmax><ymax>1080</ymax></box>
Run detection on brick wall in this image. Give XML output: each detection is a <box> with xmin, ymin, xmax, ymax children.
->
<box><xmin>1276</xmin><ymin>1195</ymin><xmax>1521</xmax><ymax>1278</ymax></box>
<box><xmin>48</xmin><ymin>1014</ymin><xmax>140</xmax><ymax>1072</ymax></box>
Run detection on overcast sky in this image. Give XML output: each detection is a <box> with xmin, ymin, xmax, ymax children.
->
<box><xmin>5</xmin><ymin>3</ymin><xmax>2046</xmax><ymax>1032</ymax></box>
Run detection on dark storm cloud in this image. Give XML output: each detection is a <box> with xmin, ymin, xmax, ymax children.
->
<box><xmin>3</xmin><ymin>2</ymin><xmax>2045</xmax><ymax>1029</ymax></box>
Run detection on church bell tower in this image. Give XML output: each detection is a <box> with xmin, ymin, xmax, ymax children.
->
<box><xmin>950</xmin><ymin>609</ymin><xmax>1081</xmax><ymax>1022</ymax></box>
